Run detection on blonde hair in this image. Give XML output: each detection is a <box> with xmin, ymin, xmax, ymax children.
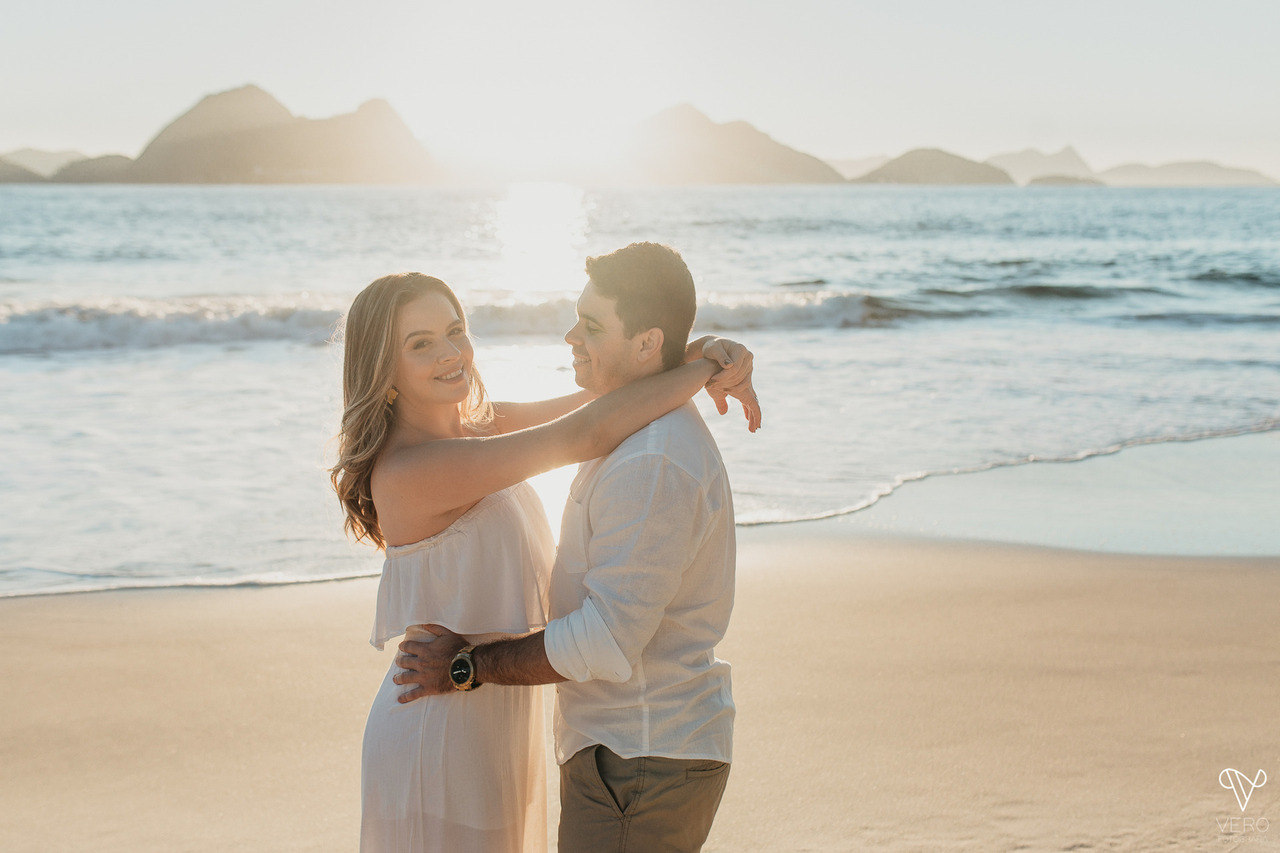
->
<box><xmin>330</xmin><ymin>273</ymin><xmax>492</xmax><ymax>549</ymax></box>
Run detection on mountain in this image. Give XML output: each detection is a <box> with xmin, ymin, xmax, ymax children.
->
<box><xmin>827</xmin><ymin>155</ymin><xmax>891</xmax><ymax>180</ymax></box>
<box><xmin>619</xmin><ymin>104</ymin><xmax>844</xmax><ymax>185</ymax></box>
<box><xmin>1028</xmin><ymin>174</ymin><xmax>1104</xmax><ymax>187</ymax></box>
<box><xmin>1099</xmin><ymin>161</ymin><xmax>1277</xmax><ymax>187</ymax></box>
<box><xmin>853</xmin><ymin>149</ymin><xmax>1015</xmax><ymax>185</ymax></box>
<box><xmin>126</xmin><ymin>86</ymin><xmax>436</xmax><ymax>183</ymax></box>
<box><xmin>51</xmin><ymin>155</ymin><xmax>135</xmax><ymax>183</ymax></box>
<box><xmin>986</xmin><ymin>146</ymin><xmax>1094</xmax><ymax>185</ymax></box>
<box><xmin>142</xmin><ymin>85</ymin><xmax>293</xmax><ymax>152</ymax></box>
<box><xmin>0</xmin><ymin>159</ymin><xmax>46</xmax><ymax>182</ymax></box>
<box><xmin>1</xmin><ymin>148</ymin><xmax>87</xmax><ymax>178</ymax></box>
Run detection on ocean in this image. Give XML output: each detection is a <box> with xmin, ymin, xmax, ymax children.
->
<box><xmin>2</xmin><ymin>183</ymin><xmax>1278</xmax><ymax>596</ymax></box>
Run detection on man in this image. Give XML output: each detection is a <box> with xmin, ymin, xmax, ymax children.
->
<box><xmin>396</xmin><ymin>242</ymin><xmax>755</xmax><ymax>853</ymax></box>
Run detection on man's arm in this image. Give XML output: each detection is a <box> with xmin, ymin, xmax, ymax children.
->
<box><xmin>396</xmin><ymin>454</ymin><xmax>712</xmax><ymax>701</ymax></box>
<box><xmin>394</xmin><ymin>626</ymin><xmax>565</xmax><ymax>703</ymax></box>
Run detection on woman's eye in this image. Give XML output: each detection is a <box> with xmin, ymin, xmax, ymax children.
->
<box><xmin>449</xmin><ymin>327</ymin><xmax>464</xmax><ymax>336</ymax></box>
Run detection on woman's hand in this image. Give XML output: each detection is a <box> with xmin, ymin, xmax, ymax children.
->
<box><xmin>688</xmin><ymin>335</ymin><xmax>762</xmax><ymax>432</ymax></box>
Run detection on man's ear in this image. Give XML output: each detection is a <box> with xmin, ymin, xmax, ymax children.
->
<box><xmin>634</xmin><ymin>327</ymin><xmax>665</xmax><ymax>364</ymax></box>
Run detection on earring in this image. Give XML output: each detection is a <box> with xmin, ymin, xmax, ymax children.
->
<box><xmin>385</xmin><ymin>387</ymin><xmax>399</xmax><ymax>405</ymax></box>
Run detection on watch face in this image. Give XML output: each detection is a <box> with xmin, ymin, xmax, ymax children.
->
<box><xmin>450</xmin><ymin>656</ymin><xmax>472</xmax><ymax>686</ymax></box>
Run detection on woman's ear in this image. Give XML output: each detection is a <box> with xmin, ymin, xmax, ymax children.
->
<box><xmin>634</xmin><ymin>327</ymin><xmax>665</xmax><ymax>364</ymax></box>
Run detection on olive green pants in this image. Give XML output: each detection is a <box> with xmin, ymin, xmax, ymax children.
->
<box><xmin>558</xmin><ymin>745</ymin><xmax>730</xmax><ymax>853</ymax></box>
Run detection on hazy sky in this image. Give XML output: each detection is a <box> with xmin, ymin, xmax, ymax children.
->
<box><xmin>4</xmin><ymin>0</ymin><xmax>1279</xmax><ymax>176</ymax></box>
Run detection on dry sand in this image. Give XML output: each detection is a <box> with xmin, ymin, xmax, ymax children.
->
<box><xmin>2</xmin><ymin>527</ymin><xmax>1277</xmax><ymax>852</ymax></box>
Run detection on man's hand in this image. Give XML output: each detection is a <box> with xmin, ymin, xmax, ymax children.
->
<box><xmin>393</xmin><ymin>624</ymin><xmax>469</xmax><ymax>703</ymax></box>
<box><xmin>699</xmin><ymin>337</ymin><xmax>762</xmax><ymax>432</ymax></box>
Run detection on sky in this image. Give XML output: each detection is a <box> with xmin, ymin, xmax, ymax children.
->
<box><xmin>4</xmin><ymin>0</ymin><xmax>1279</xmax><ymax>177</ymax></box>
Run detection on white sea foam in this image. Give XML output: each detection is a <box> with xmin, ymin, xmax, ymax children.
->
<box><xmin>0</xmin><ymin>290</ymin><xmax>934</xmax><ymax>354</ymax></box>
<box><xmin>0</xmin><ymin>295</ymin><xmax>347</xmax><ymax>354</ymax></box>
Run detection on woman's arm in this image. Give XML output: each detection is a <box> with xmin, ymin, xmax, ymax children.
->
<box><xmin>489</xmin><ymin>390</ymin><xmax>596</xmax><ymax>435</ymax></box>
<box><xmin>487</xmin><ymin>336</ymin><xmax>757</xmax><ymax>435</ymax></box>
<box><xmin>375</xmin><ymin>359</ymin><xmax>720</xmax><ymax>523</ymax></box>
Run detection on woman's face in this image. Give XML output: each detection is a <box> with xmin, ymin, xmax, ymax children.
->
<box><xmin>391</xmin><ymin>291</ymin><xmax>475</xmax><ymax>409</ymax></box>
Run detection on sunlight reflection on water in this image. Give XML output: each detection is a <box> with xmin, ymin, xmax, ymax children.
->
<box><xmin>493</xmin><ymin>183</ymin><xmax>591</xmax><ymax>295</ymax></box>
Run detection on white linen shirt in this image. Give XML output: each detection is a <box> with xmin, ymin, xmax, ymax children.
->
<box><xmin>543</xmin><ymin>402</ymin><xmax>736</xmax><ymax>765</ymax></box>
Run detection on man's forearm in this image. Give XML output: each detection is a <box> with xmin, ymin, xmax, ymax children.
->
<box><xmin>475</xmin><ymin>630</ymin><xmax>567</xmax><ymax>687</ymax></box>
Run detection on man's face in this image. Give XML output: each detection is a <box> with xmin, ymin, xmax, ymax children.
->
<box><xmin>564</xmin><ymin>281</ymin><xmax>649</xmax><ymax>395</ymax></box>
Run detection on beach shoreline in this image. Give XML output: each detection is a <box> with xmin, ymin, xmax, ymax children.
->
<box><xmin>3</xmin><ymin>525</ymin><xmax>1277</xmax><ymax>851</ymax></box>
<box><xmin>4</xmin><ymin>429</ymin><xmax>1279</xmax><ymax>851</ymax></box>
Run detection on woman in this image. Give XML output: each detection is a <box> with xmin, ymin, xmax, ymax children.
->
<box><xmin>331</xmin><ymin>272</ymin><xmax>755</xmax><ymax>853</ymax></box>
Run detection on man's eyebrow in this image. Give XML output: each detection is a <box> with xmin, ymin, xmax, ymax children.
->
<box><xmin>577</xmin><ymin>310</ymin><xmax>604</xmax><ymax>326</ymax></box>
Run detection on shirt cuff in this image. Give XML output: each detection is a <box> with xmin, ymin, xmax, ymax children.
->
<box><xmin>543</xmin><ymin>596</ymin><xmax>633</xmax><ymax>684</ymax></box>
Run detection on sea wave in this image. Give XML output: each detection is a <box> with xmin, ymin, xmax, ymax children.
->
<box><xmin>0</xmin><ymin>566</ymin><xmax>381</xmax><ymax>600</ymax></box>
<box><xmin>924</xmin><ymin>283</ymin><xmax>1171</xmax><ymax>301</ymax></box>
<box><xmin>0</xmin><ymin>295</ymin><xmax>348</xmax><ymax>354</ymax></box>
<box><xmin>1127</xmin><ymin>311</ymin><xmax>1280</xmax><ymax>326</ymax></box>
<box><xmin>4</xmin><ymin>282</ymin><xmax>1271</xmax><ymax>354</ymax></box>
<box><xmin>1188</xmin><ymin>269</ymin><xmax>1280</xmax><ymax>288</ymax></box>
<box><xmin>0</xmin><ymin>290</ymin><xmax>980</xmax><ymax>354</ymax></box>
<box><xmin>738</xmin><ymin>420</ymin><xmax>1280</xmax><ymax>526</ymax></box>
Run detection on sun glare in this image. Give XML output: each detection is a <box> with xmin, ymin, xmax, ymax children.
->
<box><xmin>492</xmin><ymin>182</ymin><xmax>591</xmax><ymax>294</ymax></box>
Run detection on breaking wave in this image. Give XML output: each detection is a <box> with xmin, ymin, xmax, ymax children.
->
<box><xmin>0</xmin><ymin>290</ymin><xmax>981</xmax><ymax>354</ymax></box>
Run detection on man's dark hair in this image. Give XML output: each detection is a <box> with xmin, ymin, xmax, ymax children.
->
<box><xmin>585</xmin><ymin>242</ymin><xmax>697</xmax><ymax>371</ymax></box>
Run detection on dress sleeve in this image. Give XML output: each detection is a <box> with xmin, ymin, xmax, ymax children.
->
<box><xmin>543</xmin><ymin>454</ymin><xmax>706</xmax><ymax>683</ymax></box>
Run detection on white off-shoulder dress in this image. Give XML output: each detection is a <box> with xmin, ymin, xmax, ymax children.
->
<box><xmin>361</xmin><ymin>482</ymin><xmax>554</xmax><ymax>853</ymax></box>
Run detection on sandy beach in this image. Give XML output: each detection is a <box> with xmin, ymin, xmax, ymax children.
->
<box><xmin>3</xmin><ymin>438</ymin><xmax>1278</xmax><ymax>852</ymax></box>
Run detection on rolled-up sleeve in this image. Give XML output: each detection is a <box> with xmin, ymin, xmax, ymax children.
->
<box><xmin>543</xmin><ymin>455</ymin><xmax>706</xmax><ymax>683</ymax></box>
<box><xmin>544</xmin><ymin>596</ymin><xmax>632</xmax><ymax>682</ymax></box>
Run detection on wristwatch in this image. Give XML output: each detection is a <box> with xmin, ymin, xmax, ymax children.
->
<box><xmin>449</xmin><ymin>644</ymin><xmax>481</xmax><ymax>691</ymax></box>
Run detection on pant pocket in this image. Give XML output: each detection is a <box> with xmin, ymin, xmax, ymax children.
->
<box><xmin>593</xmin><ymin>746</ymin><xmax>645</xmax><ymax>817</ymax></box>
<box><xmin>684</xmin><ymin>760</ymin><xmax>730</xmax><ymax>781</ymax></box>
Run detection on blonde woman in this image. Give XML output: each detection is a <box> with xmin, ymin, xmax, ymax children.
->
<box><xmin>332</xmin><ymin>272</ymin><xmax>756</xmax><ymax>853</ymax></box>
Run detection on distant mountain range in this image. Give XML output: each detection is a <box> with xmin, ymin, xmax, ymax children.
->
<box><xmin>620</xmin><ymin>104</ymin><xmax>843</xmax><ymax>184</ymax></box>
<box><xmin>2</xmin><ymin>86</ymin><xmax>1277</xmax><ymax>187</ymax></box>
<box><xmin>0</xmin><ymin>159</ymin><xmax>45</xmax><ymax>182</ymax></box>
<box><xmin>986</xmin><ymin>146</ymin><xmax>1095</xmax><ymax>184</ymax></box>
<box><xmin>1097</xmin><ymin>161</ymin><xmax>1277</xmax><ymax>187</ymax></box>
<box><xmin>979</xmin><ymin>146</ymin><xmax>1276</xmax><ymax>187</ymax></box>
<box><xmin>0</xmin><ymin>85</ymin><xmax>435</xmax><ymax>184</ymax></box>
<box><xmin>828</xmin><ymin>155</ymin><xmax>891</xmax><ymax>180</ymax></box>
<box><xmin>1</xmin><ymin>147</ymin><xmax>87</xmax><ymax>177</ymax></box>
<box><xmin>853</xmin><ymin>149</ymin><xmax>1015</xmax><ymax>185</ymax></box>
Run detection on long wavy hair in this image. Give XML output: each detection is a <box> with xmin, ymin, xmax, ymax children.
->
<box><xmin>330</xmin><ymin>273</ymin><xmax>492</xmax><ymax>549</ymax></box>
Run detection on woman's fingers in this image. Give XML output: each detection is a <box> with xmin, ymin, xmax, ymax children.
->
<box><xmin>701</xmin><ymin>339</ymin><xmax>734</xmax><ymax>368</ymax></box>
<box><xmin>707</xmin><ymin>379</ymin><xmax>761</xmax><ymax>431</ymax></box>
